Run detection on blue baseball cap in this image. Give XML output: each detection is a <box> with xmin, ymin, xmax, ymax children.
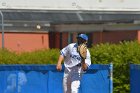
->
<box><xmin>77</xmin><ymin>34</ymin><xmax>88</xmax><ymax>41</ymax></box>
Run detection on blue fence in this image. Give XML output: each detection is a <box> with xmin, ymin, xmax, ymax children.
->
<box><xmin>130</xmin><ymin>64</ymin><xmax>140</xmax><ymax>93</ymax></box>
<box><xmin>0</xmin><ymin>64</ymin><xmax>113</xmax><ymax>93</ymax></box>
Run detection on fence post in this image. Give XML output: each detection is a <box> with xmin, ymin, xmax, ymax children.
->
<box><xmin>109</xmin><ymin>63</ymin><xmax>113</xmax><ymax>93</ymax></box>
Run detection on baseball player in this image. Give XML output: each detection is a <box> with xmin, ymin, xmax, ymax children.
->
<box><xmin>56</xmin><ymin>34</ymin><xmax>91</xmax><ymax>93</ymax></box>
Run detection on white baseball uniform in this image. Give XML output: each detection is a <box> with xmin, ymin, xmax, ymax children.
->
<box><xmin>60</xmin><ymin>43</ymin><xmax>91</xmax><ymax>93</ymax></box>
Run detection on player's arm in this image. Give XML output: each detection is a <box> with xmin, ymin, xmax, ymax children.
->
<box><xmin>82</xmin><ymin>49</ymin><xmax>91</xmax><ymax>71</ymax></box>
<box><xmin>56</xmin><ymin>44</ymin><xmax>69</xmax><ymax>71</ymax></box>
<box><xmin>56</xmin><ymin>55</ymin><xmax>64</xmax><ymax>71</ymax></box>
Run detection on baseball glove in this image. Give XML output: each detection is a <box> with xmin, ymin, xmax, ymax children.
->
<box><xmin>77</xmin><ymin>43</ymin><xmax>87</xmax><ymax>59</ymax></box>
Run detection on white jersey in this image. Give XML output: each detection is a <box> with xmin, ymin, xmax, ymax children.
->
<box><xmin>60</xmin><ymin>43</ymin><xmax>91</xmax><ymax>68</ymax></box>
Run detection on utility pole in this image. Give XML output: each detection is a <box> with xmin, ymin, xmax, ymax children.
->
<box><xmin>0</xmin><ymin>11</ymin><xmax>4</xmax><ymax>49</ymax></box>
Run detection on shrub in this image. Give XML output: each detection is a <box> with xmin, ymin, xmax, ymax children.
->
<box><xmin>89</xmin><ymin>41</ymin><xmax>140</xmax><ymax>93</ymax></box>
<box><xmin>1</xmin><ymin>41</ymin><xmax>140</xmax><ymax>93</ymax></box>
<box><xmin>0</xmin><ymin>48</ymin><xmax>60</xmax><ymax>64</ymax></box>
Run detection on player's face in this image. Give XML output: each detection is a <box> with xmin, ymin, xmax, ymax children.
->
<box><xmin>77</xmin><ymin>37</ymin><xmax>87</xmax><ymax>45</ymax></box>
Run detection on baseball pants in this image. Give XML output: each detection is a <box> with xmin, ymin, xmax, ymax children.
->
<box><xmin>63</xmin><ymin>65</ymin><xmax>83</xmax><ymax>93</ymax></box>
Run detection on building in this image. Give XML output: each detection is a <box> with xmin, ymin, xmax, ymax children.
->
<box><xmin>0</xmin><ymin>0</ymin><xmax>140</xmax><ymax>52</ymax></box>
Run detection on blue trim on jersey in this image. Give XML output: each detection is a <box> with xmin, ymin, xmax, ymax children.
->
<box><xmin>60</xmin><ymin>51</ymin><xmax>65</xmax><ymax>57</ymax></box>
<box><xmin>74</xmin><ymin>43</ymin><xmax>78</xmax><ymax>48</ymax></box>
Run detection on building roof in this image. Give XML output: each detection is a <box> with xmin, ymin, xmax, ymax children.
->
<box><xmin>0</xmin><ymin>9</ymin><xmax>140</xmax><ymax>32</ymax></box>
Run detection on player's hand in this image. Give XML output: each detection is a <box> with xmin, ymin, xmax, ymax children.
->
<box><xmin>81</xmin><ymin>59</ymin><xmax>88</xmax><ymax>71</ymax></box>
<box><xmin>56</xmin><ymin>64</ymin><xmax>62</xmax><ymax>71</ymax></box>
